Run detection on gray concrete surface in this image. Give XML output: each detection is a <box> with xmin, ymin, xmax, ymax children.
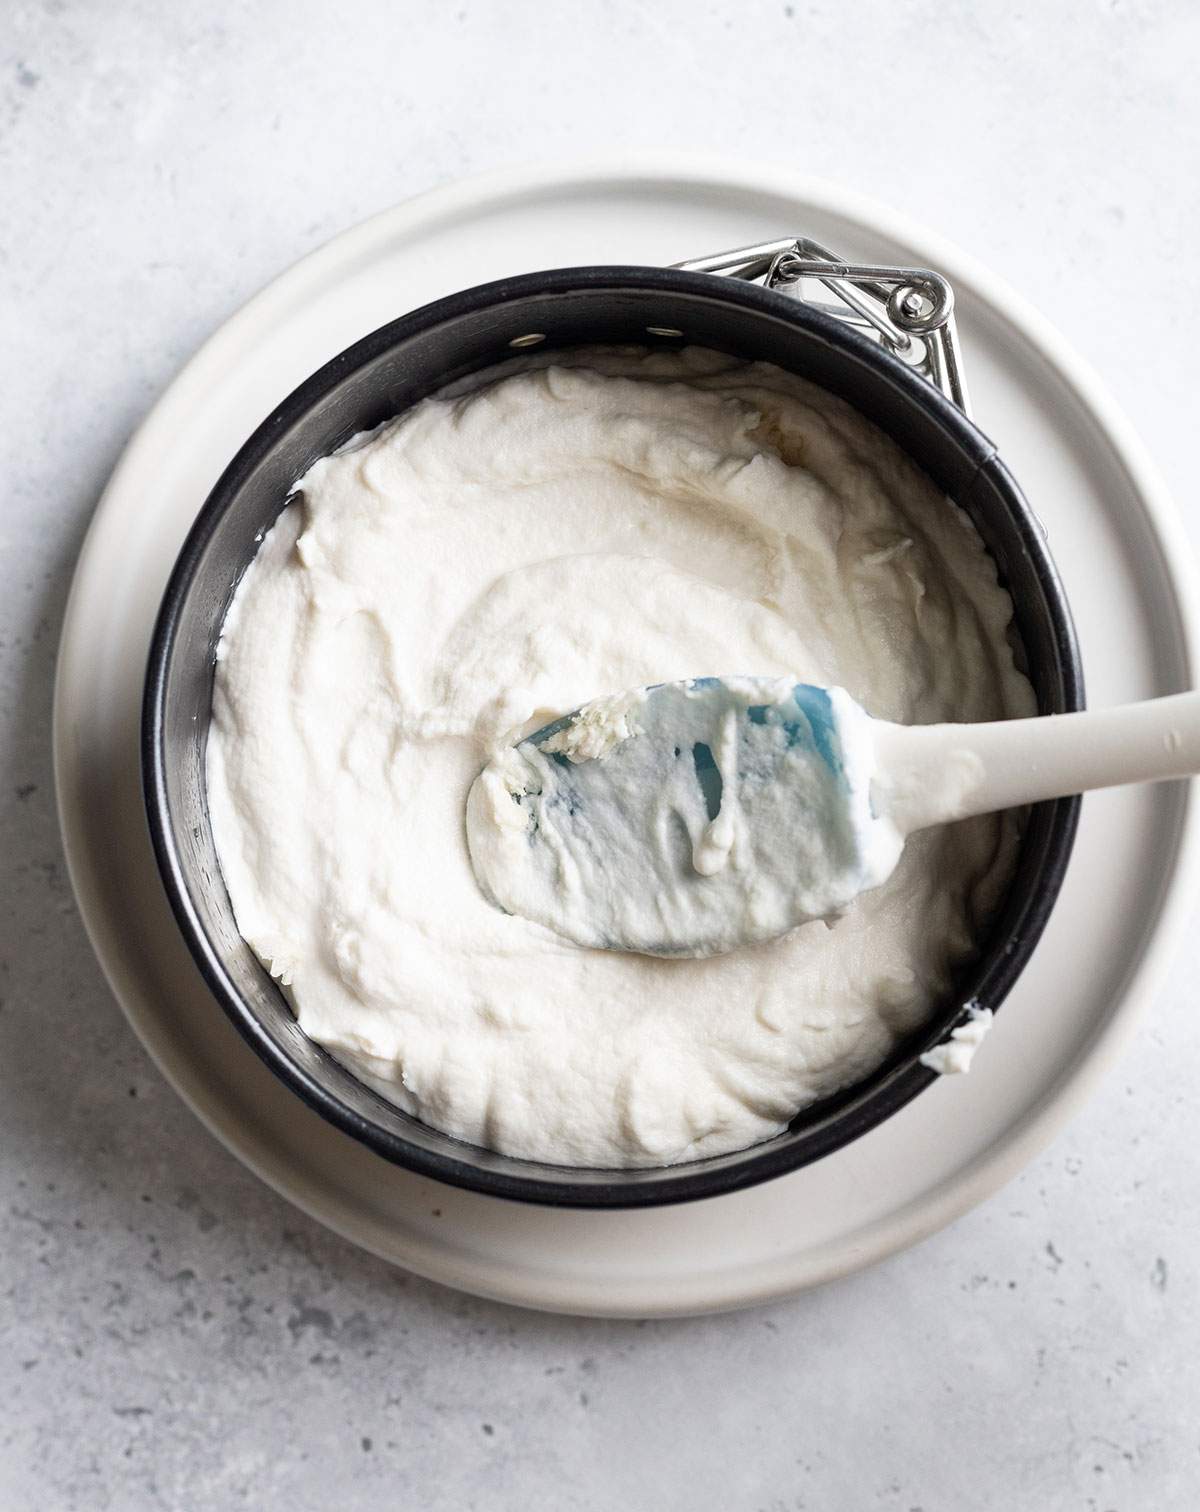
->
<box><xmin>3</xmin><ymin>1</ymin><xmax>1199</xmax><ymax>1507</ymax></box>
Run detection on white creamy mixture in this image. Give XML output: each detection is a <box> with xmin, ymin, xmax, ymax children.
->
<box><xmin>208</xmin><ymin>348</ymin><xmax>1035</xmax><ymax>1168</ymax></box>
<box><xmin>919</xmin><ymin>1003</ymin><xmax>995</xmax><ymax>1075</ymax></box>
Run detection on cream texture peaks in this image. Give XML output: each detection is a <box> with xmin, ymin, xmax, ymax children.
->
<box><xmin>207</xmin><ymin>348</ymin><xmax>1035</xmax><ymax>1168</ymax></box>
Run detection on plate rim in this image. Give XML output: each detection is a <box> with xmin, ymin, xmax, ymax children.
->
<box><xmin>53</xmin><ymin>153</ymin><xmax>1200</xmax><ymax>1316</ymax></box>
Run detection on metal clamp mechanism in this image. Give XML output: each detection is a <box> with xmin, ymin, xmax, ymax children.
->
<box><xmin>674</xmin><ymin>237</ymin><xmax>970</xmax><ymax>417</ymax></box>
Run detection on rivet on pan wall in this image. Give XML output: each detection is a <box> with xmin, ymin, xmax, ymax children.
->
<box><xmin>646</xmin><ymin>326</ymin><xmax>684</xmax><ymax>337</ymax></box>
<box><xmin>508</xmin><ymin>332</ymin><xmax>547</xmax><ymax>348</ymax></box>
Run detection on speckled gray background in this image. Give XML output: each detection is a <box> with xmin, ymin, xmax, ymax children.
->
<box><xmin>3</xmin><ymin>2</ymin><xmax>1199</xmax><ymax>1508</ymax></box>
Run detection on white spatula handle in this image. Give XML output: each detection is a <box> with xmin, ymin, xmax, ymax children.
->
<box><xmin>873</xmin><ymin>690</ymin><xmax>1200</xmax><ymax>835</ymax></box>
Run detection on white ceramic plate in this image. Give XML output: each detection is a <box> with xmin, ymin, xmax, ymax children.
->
<box><xmin>54</xmin><ymin>156</ymin><xmax>1200</xmax><ymax>1318</ymax></box>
